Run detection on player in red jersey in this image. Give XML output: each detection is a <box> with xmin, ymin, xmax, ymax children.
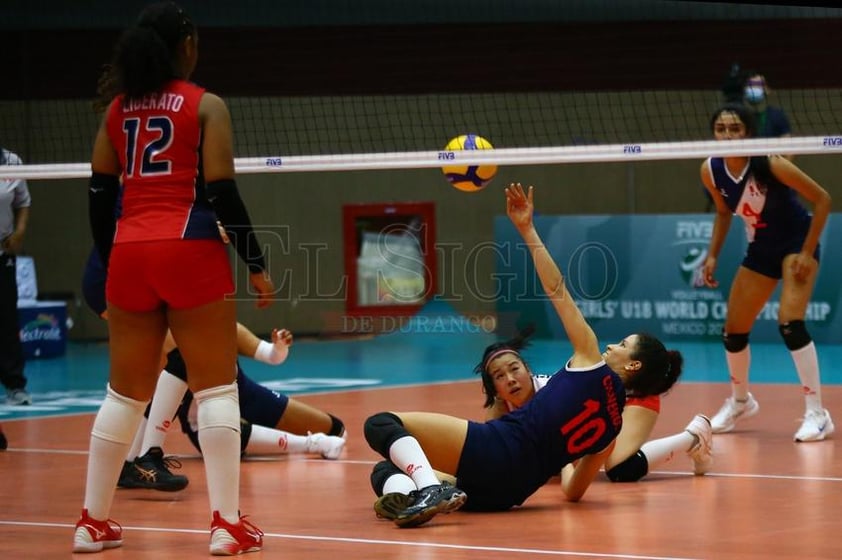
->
<box><xmin>74</xmin><ymin>2</ymin><xmax>272</xmax><ymax>555</ymax></box>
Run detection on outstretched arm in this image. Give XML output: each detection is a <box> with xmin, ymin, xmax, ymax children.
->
<box><xmin>505</xmin><ymin>184</ymin><xmax>601</xmax><ymax>367</ymax></box>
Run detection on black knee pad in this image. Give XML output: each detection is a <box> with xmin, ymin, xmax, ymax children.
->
<box><xmin>779</xmin><ymin>320</ymin><xmax>811</xmax><ymax>351</ymax></box>
<box><xmin>240</xmin><ymin>419</ymin><xmax>253</xmax><ymax>454</ymax></box>
<box><xmin>370</xmin><ymin>459</ymin><xmax>403</xmax><ymax>496</ymax></box>
<box><xmin>722</xmin><ymin>331</ymin><xmax>749</xmax><ymax>353</ymax></box>
<box><xmin>327</xmin><ymin>414</ymin><xmax>345</xmax><ymax>437</ymax></box>
<box><xmin>605</xmin><ymin>450</ymin><xmax>649</xmax><ymax>482</ymax></box>
<box><xmin>363</xmin><ymin>412</ymin><xmax>409</xmax><ymax>458</ymax></box>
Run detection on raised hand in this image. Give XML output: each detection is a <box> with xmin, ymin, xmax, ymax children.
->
<box><xmin>505</xmin><ymin>183</ymin><xmax>534</xmax><ymax>232</ymax></box>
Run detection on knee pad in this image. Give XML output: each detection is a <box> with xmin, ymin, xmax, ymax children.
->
<box><xmin>240</xmin><ymin>419</ymin><xmax>253</xmax><ymax>454</ymax></box>
<box><xmin>779</xmin><ymin>320</ymin><xmax>811</xmax><ymax>351</ymax></box>
<box><xmin>370</xmin><ymin>460</ymin><xmax>404</xmax><ymax>496</ymax></box>
<box><xmin>328</xmin><ymin>414</ymin><xmax>345</xmax><ymax>437</ymax></box>
<box><xmin>194</xmin><ymin>382</ymin><xmax>241</xmax><ymax>432</ymax></box>
<box><xmin>605</xmin><ymin>450</ymin><xmax>649</xmax><ymax>483</ymax></box>
<box><xmin>163</xmin><ymin>351</ymin><xmax>188</xmax><ymax>382</ymax></box>
<box><xmin>364</xmin><ymin>412</ymin><xmax>409</xmax><ymax>458</ymax></box>
<box><xmin>722</xmin><ymin>331</ymin><xmax>749</xmax><ymax>353</ymax></box>
<box><xmin>91</xmin><ymin>384</ymin><xmax>148</xmax><ymax>444</ymax></box>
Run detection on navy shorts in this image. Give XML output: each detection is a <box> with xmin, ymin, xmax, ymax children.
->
<box><xmin>455</xmin><ymin>421</ymin><xmax>540</xmax><ymax>511</ymax></box>
<box><xmin>742</xmin><ymin>238</ymin><xmax>820</xmax><ymax>280</ymax></box>
<box><xmin>237</xmin><ymin>370</ymin><xmax>289</xmax><ymax>428</ymax></box>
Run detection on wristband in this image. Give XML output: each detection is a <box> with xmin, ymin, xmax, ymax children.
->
<box><xmin>254</xmin><ymin>340</ymin><xmax>289</xmax><ymax>365</ymax></box>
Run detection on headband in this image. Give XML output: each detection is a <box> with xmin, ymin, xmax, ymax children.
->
<box><xmin>483</xmin><ymin>348</ymin><xmax>520</xmax><ymax>373</ymax></box>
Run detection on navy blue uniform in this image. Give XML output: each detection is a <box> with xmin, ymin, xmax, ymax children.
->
<box><xmin>456</xmin><ymin>361</ymin><xmax>625</xmax><ymax>511</ymax></box>
<box><xmin>706</xmin><ymin>157</ymin><xmax>817</xmax><ymax>279</ymax></box>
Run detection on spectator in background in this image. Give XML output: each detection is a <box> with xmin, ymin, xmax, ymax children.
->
<box><xmin>743</xmin><ymin>71</ymin><xmax>792</xmax><ymax>145</ymax></box>
<box><xmin>0</xmin><ymin>146</ymin><xmax>32</xmax><ymax>406</ymax></box>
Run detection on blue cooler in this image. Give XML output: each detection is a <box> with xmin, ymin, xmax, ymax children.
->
<box><xmin>15</xmin><ymin>256</ymin><xmax>68</xmax><ymax>359</ymax></box>
<box><xmin>17</xmin><ymin>300</ymin><xmax>68</xmax><ymax>359</ymax></box>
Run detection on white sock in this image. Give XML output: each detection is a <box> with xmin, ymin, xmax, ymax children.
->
<box><xmin>640</xmin><ymin>431</ymin><xmax>695</xmax><ymax>469</ymax></box>
<box><xmin>85</xmin><ymin>385</ymin><xmax>148</xmax><ymax>520</ymax></box>
<box><xmin>126</xmin><ymin>416</ymin><xmax>146</xmax><ymax>461</ymax></box>
<box><xmin>196</xmin><ymin>382</ymin><xmax>241</xmax><ymax>524</ymax></box>
<box><xmin>725</xmin><ymin>345</ymin><xmax>751</xmax><ymax>401</ymax></box>
<box><xmin>245</xmin><ymin>424</ymin><xmax>310</xmax><ymax>455</ymax></box>
<box><xmin>388</xmin><ymin>436</ymin><xmax>440</xmax><ymax>489</ymax></box>
<box><xmin>383</xmin><ymin>473</ymin><xmax>417</xmax><ymax>495</ymax></box>
<box><xmin>141</xmin><ymin>370</ymin><xmax>188</xmax><ymax>455</ymax></box>
<box><xmin>791</xmin><ymin>342</ymin><xmax>823</xmax><ymax>412</ymax></box>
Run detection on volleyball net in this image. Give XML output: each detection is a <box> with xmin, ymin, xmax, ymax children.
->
<box><xmin>2</xmin><ymin>1</ymin><xmax>842</xmax><ymax>179</ymax></box>
<box><xmin>3</xmin><ymin>91</ymin><xmax>842</xmax><ymax>180</ymax></box>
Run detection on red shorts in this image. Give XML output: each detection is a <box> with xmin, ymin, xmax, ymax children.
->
<box><xmin>107</xmin><ymin>239</ymin><xmax>234</xmax><ymax>312</ymax></box>
<box><xmin>626</xmin><ymin>394</ymin><xmax>660</xmax><ymax>414</ymax></box>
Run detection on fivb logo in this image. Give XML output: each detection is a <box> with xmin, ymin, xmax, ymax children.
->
<box><xmin>822</xmin><ymin>137</ymin><xmax>842</xmax><ymax>148</ymax></box>
<box><xmin>674</xmin><ymin>221</ymin><xmax>713</xmax><ymax>288</ymax></box>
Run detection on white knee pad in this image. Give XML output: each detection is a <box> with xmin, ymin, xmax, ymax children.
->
<box><xmin>91</xmin><ymin>384</ymin><xmax>148</xmax><ymax>444</ymax></box>
<box><xmin>194</xmin><ymin>381</ymin><xmax>241</xmax><ymax>432</ymax></box>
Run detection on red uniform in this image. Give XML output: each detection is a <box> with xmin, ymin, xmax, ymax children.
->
<box><xmin>626</xmin><ymin>393</ymin><xmax>660</xmax><ymax>413</ymax></box>
<box><xmin>104</xmin><ymin>79</ymin><xmax>233</xmax><ymax>311</ymax></box>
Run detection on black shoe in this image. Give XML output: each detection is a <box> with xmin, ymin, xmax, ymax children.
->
<box><xmin>117</xmin><ymin>460</ymin><xmax>135</xmax><ymax>487</ymax></box>
<box><xmin>0</xmin><ymin>430</ymin><xmax>7</xmax><ymax>450</ymax></box>
<box><xmin>374</xmin><ymin>492</ymin><xmax>415</xmax><ymax>520</ymax></box>
<box><xmin>393</xmin><ymin>482</ymin><xmax>467</xmax><ymax>528</ymax></box>
<box><xmin>118</xmin><ymin>447</ymin><xmax>189</xmax><ymax>492</ymax></box>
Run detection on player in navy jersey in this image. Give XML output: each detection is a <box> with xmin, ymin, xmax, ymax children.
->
<box><xmin>700</xmin><ymin>103</ymin><xmax>833</xmax><ymax>443</ymax></box>
<box><xmin>363</xmin><ymin>184</ymin><xmax>684</xmax><ymax>528</ymax></box>
<box><xmin>473</xmin><ymin>328</ymin><xmax>712</xmax><ymax>483</ymax></box>
<box><xmin>76</xmin><ymin>2</ymin><xmax>272</xmax><ymax>555</ymax></box>
<box><xmin>371</xmin><ymin>329</ymin><xmax>711</xmax><ymax>522</ymax></box>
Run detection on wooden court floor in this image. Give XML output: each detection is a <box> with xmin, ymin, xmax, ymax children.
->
<box><xmin>1</xmin><ymin>378</ymin><xmax>840</xmax><ymax>559</ymax></box>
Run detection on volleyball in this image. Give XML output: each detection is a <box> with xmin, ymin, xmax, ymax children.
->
<box><xmin>441</xmin><ymin>134</ymin><xmax>497</xmax><ymax>192</ymax></box>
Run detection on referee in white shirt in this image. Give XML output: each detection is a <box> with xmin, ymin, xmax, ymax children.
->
<box><xmin>1</xmin><ymin>146</ymin><xmax>32</xmax><ymax>405</ymax></box>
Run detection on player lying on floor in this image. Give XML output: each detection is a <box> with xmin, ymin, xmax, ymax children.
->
<box><xmin>370</xmin><ymin>325</ymin><xmax>713</xmax><ymax>521</ymax></box>
<box><xmin>361</xmin><ymin>184</ymin><xmax>694</xmax><ymax>528</ymax></box>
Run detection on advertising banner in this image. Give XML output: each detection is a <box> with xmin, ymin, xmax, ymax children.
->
<box><xmin>494</xmin><ymin>213</ymin><xmax>840</xmax><ymax>343</ymax></box>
